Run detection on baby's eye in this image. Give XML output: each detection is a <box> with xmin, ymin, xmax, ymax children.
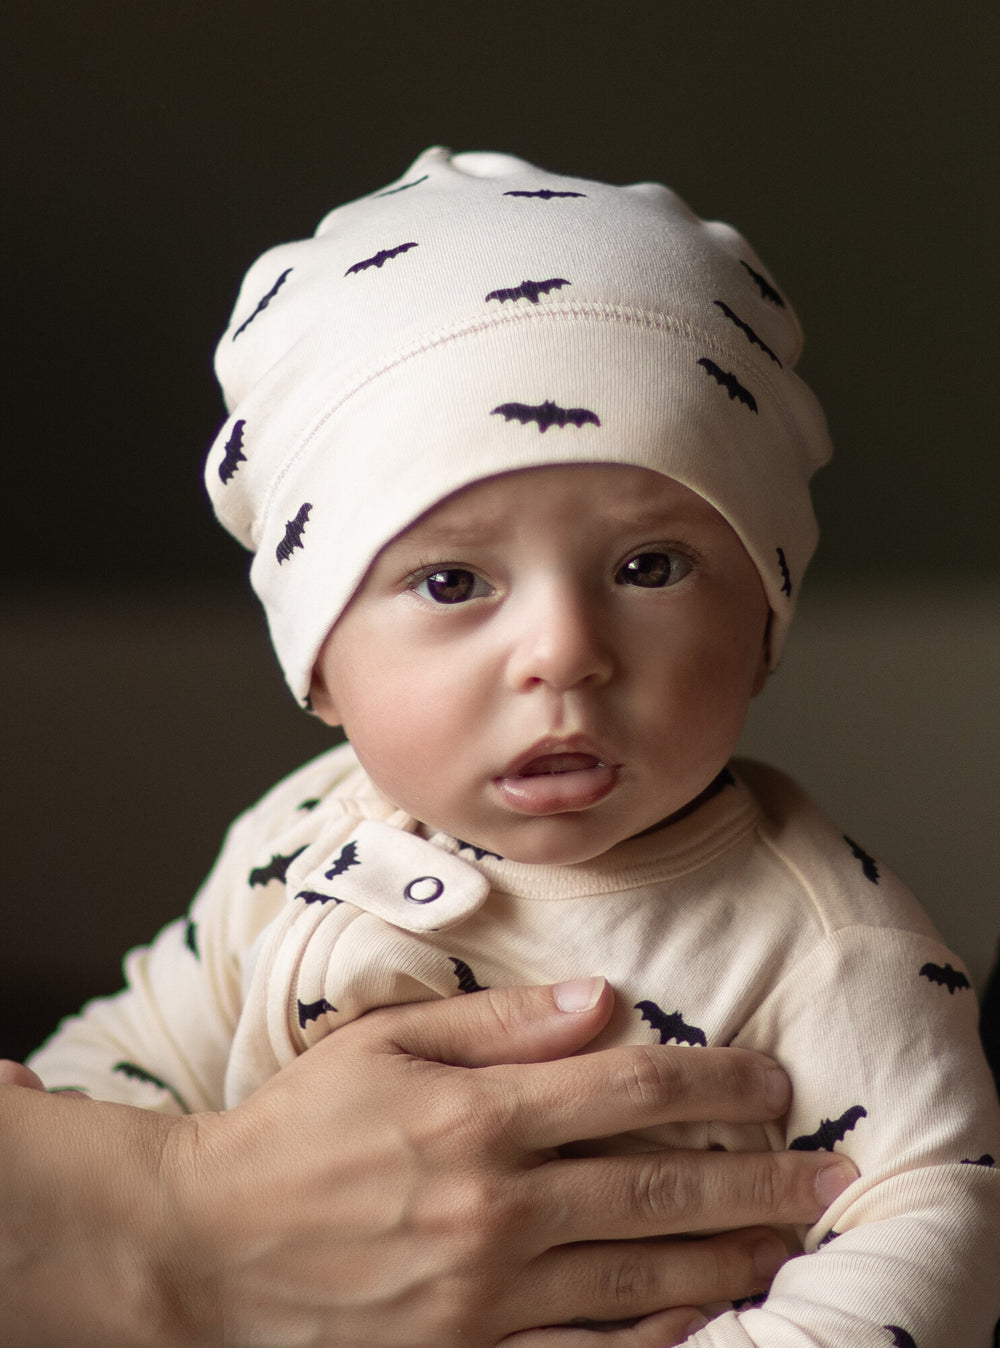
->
<box><xmin>413</xmin><ymin>568</ymin><xmax>492</xmax><ymax>604</ymax></box>
<box><xmin>616</xmin><ymin>551</ymin><xmax>691</xmax><ymax>588</ymax></box>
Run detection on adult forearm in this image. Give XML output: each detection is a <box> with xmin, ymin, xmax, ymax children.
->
<box><xmin>0</xmin><ymin>1083</ymin><xmax>193</xmax><ymax>1348</ymax></box>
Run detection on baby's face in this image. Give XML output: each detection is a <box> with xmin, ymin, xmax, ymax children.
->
<box><xmin>311</xmin><ymin>464</ymin><xmax>769</xmax><ymax>865</ymax></box>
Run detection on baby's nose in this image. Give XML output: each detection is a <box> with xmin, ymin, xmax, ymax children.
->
<box><xmin>505</xmin><ymin>587</ymin><xmax>614</xmax><ymax>692</ymax></box>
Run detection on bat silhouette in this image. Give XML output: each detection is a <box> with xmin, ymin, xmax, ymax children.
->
<box><xmin>325</xmin><ymin>840</ymin><xmax>360</xmax><ymax>880</ymax></box>
<box><xmin>485</xmin><ymin>277</ymin><xmax>571</xmax><ymax>305</ymax></box>
<box><xmin>184</xmin><ymin>918</ymin><xmax>199</xmax><ymax>959</ymax></box>
<box><xmin>374</xmin><ymin>174</ymin><xmax>429</xmax><ymax>197</ymax></box>
<box><xmin>218</xmin><ymin>419</ymin><xmax>247</xmax><ymax>483</ymax></box>
<box><xmin>113</xmin><ymin>1061</ymin><xmax>188</xmax><ymax>1112</ymax></box>
<box><xmin>345</xmin><ymin>241</ymin><xmax>418</xmax><ymax>274</ymax></box>
<box><xmin>739</xmin><ymin>259</ymin><xmax>786</xmax><ymax>308</ymax></box>
<box><xmin>450</xmin><ymin>957</ymin><xmax>488</xmax><ymax>993</ymax></box>
<box><xmin>776</xmin><ymin>547</ymin><xmax>793</xmax><ymax>598</ymax></box>
<box><xmin>844</xmin><ymin>836</ymin><xmax>879</xmax><ymax>884</ymax></box>
<box><xmin>504</xmin><ymin>189</ymin><xmax>586</xmax><ymax>199</ymax></box>
<box><xmin>297</xmin><ymin>798</ymin><xmax>320</xmax><ymax>811</ymax></box>
<box><xmin>297</xmin><ymin>997</ymin><xmax>337</xmax><ymax>1028</ymax></box>
<box><xmin>492</xmin><ymin>399</ymin><xmax>601</xmax><ymax>433</ymax></box>
<box><xmin>697</xmin><ymin>358</ymin><xmax>758</xmax><ymax>413</ymax></box>
<box><xmin>732</xmin><ymin>1292</ymin><xmax>767</xmax><ymax>1310</ymax></box>
<box><xmin>919</xmin><ymin>962</ymin><xmax>971</xmax><ymax>994</ymax></box>
<box><xmin>635</xmin><ymin>1001</ymin><xmax>708</xmax><ymax>1047</ymax></box>
<box><xmin>248</xmin><ymin>846</ymin><xmax>307</xmax><ymax>888</ymax></box>
<box><xmin>276</xmin><ymin>503</ymin><xmax>312</xmax><ymax>564</ymax></box>
<box><xmin>883</xmin><ymin>1327</ymin><xmax>917</xmax><ymax>1348</ymax></box>
<box><xmin>233</xmin><ymin>267</ymin><xmax>293</xmax><ymax>339</ymax></box>
<box><xmin>295</xmin><ymin>889</ymin><xmax>342</xmax><ymax>906</ymax></box>
<box><xmin>789</xmin><ymin>1104</ymin><xmax>867</xmax><ymax>1151</ymax></box>
<box><xmin>961</xmin><ymin>1154</ymin><xmax>995</xmax><ymax>1166</ymax></box>
<box><xmin>713</xmin><ymin>301</ymin><xmax>782</xmax><ymax>366</ymax></box>
<box><xmin>455</xmin><ymin>839</ymin><xmax>503</xmax><ymax>861</ymax></box>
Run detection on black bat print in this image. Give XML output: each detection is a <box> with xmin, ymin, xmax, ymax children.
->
<box><xmin>450</xmin><ymin>957</ymin><xmax>488</xmax><ymax>993</ymax></box>
<box><xmin>233</xmin><ymin>267</ymin><xmax>293</xmax><ymax>339</ymax></box>
<box><xmin>184</xmin><ymin>918</ymin><xmax>199</xmax><ymax>959</ymax></box>
<box><xmin>345</xmin><ymin>241</ymin><xmax>418</xmax><ymax>274</ymax></box>
<box><xmin>373</xmin><ymin>174</ymin><xmax>429</xmax><ymax>197</ymax></box>
<box><xmin>276</xmin><ymin>503</ymin><xmax>312</xmax><ymax>564</ymax></box>
<box><xmin>776</xmin><ymin>547</ymin><xmax>793</xmax><ymax>598</ymax></box>
<box><xmin>113</xmin><ymin>1061</ymin><xmax>188</xmax><ymax>1112</ymax></box>
<box><xmin>455</xmin><ymin>839</ymin><xmax>503</xmax><ymax>861</ymax></box>
<box><xmin>739</xmin><ymin>259</ymin><xmax>786</xmax><ymax>308</ymax></box>
<box><xmin>485</xmin><ymin>277</ymin><xmax>571</xmax><ymax>305</ymax></box>
<box><xmin>919</xmin><ymin>962</ymin><xmax>972</xmax><ymax>994</ymax></box>
<box><xmin>789</xmin><ymin>1104</ymin><xmax>867</xmax><ymax>1151</ymax></box>
<box><xmin>697</xmin><ymin>358</ymin><xmax>758</xmax><ymax>413</ymax></box>
<box><xmin>961</xmin><ymin>1154</ymin><xmax>995</xmax><ymax>1166</ymax></box>
<box><xmin>325</xmin><ymin>840</ymin><xmax>360</xmax><ymax>880</ymax></box>
<box><xmin>635</xmin><ymin>1001</ymin><xmax>708</xmax><ymax>1047</ymax></box>
<box><xmin>503</xmin><ymin>189</ymin><xmax>586</xmax><ymax>199</ymax></box>
<box><xmin>883</xmin><ymin>1327</ymin><xmax>917</xmax><ymax>1348</ymax></box>
<box><xmin>844</xmin><ymin>836</ymin><xmax>880</xmax><ymax>884</ymax></box>
<box><xmin>297</xmin><ymin>997</ymin><xmax>337</xmax><ymax>1028</ymax></box>
<box><xmin>732</xmin><ymin>1292</ymin><xmax>767</xmax><ymax>1310</ymax></box>
<box><xmin>248</xmin><ymin>846</ymin><xmax>307</xmax><ymax>888</ymax></box>
<box><xmin>297</xmin><ymin>798</ymin><xmax>320</xmax><ymax>811</ymax></box>
<box><xmin>218</xmin><ymin>419</ymin><xmax>247</xmax><ymax>484</ymax></box>
<box><xmin>712</xmin><ymin>301</ymin><xmax>782</xmax><ymax>366</ymax></box>
<box><xmin>491</xmin><ymin>399</ymin><xmax>601</xmax><ymax>433</ymax></box>
<box><xmin>295</xmin><ymin>890</ymin><xmax>342</xmax><ymax>906</ymax></box>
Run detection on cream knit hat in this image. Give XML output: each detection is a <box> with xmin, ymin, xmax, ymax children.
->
<box><xmin>206</xmin><ymin>146</ymin><xmax>832</xmax><ymax>705</ymax></box>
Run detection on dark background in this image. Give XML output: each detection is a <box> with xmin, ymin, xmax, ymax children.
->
<box><xmin>3</xmin><ymin>2</ymin><xmax>998</xmax><ymax>1061</ymax></box>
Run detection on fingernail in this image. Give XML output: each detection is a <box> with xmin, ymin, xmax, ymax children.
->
<box><xmin>553</xmin><ymin>977</ymin><xmax>605</xmax><ymax>1012</ymax></box>
<box><xmin>815</xmin><ymin>1159</ymin><xmax>858</xmax><ymax>1208</ymax></box>
<box><xmin>764</xmin><ymin>1065</ymin><xmax>791</xmax><ymax>1113</ymax></box>
<box><xmin>752</xmin><ymin>1234</ymin><xmax>787</xmax><ymax>1282</ymax></box>
<box><xmin>681</xmin><ymin>1311</ymin><xmax>710</xmax><ymax>1337</ymax></box>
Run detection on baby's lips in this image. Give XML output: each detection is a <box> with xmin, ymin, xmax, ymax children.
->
<box><xmin>515</xmin><ymin>752</ymin><xmax>603</xmax><ymax>777</ymax></box>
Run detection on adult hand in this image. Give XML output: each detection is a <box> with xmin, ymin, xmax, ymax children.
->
<box><xmin>157</xmin><ymin>977</ymin><xmax>852</xmax><ymax>1346</ymax></box>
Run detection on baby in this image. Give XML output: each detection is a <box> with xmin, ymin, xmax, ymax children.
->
<box><xmin>30</xmin><ymin>148</ymin><xmax>1000</xmax><ymax>1343</ymax></box>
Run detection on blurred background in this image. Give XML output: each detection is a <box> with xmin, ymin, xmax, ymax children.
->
<box><xmin>3</xmin><ymin>0</ymin><xmax>998</xmax><ymax>1061</ymax></box>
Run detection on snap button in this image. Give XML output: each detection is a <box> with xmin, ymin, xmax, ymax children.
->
<box><xmin>404</xmin><ymin>875</ymin><xmax>444</xmax><ymax>904</ymax></box>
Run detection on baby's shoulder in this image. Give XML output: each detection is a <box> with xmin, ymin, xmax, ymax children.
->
<box><xmin>732</xmin><ymin>757</ymin><xmax>942</xmax><ymax>941</ymax></box>
<box><xmin>220</xmin><ymin>740</ymin><xmax>393</xmax><ymax>852</ymax></box>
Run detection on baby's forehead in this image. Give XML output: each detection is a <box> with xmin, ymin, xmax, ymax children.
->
<box><xmin>382</xmin><ymin>463</ymin><xmax>729</xmax><ymax>551</ymax></box>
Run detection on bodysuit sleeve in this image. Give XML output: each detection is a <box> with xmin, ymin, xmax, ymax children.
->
<box><xmin>688</xmin><ymin>924</ymin><xmax>1000</xmax><ymax>1347</ymax></box>
<box><xmin>26</xmin><ymin>745</ymin><xmax>361</xmax><ymax>1112</ymax></box>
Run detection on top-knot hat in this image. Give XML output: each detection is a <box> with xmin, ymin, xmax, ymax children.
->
<box><xmin>206</xmin><ymin>146</ymin><xmax>832</xmax><ymax>706</ymax></box>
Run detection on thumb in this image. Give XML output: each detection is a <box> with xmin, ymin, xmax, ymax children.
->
<box><xmin>369</xmin><ymin>978</ymin><xmax>614</xmax><ymax>1069</ymax></box>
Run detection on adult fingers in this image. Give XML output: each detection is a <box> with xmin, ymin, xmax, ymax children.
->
<box><xmin>501</xmin><ymin>1305</ymin><xmax>708</xmax><ymax>1347</ymax></box>
<box><xmin>369</xmin><ymin>978</ymin><xmax>620</xmax><ymax>1067</ymax></box>
<box><xmin>509</xmin><ymin>1226</ymin><xmax>786</xmax><ymax>1334</ymax></box>
<box><xmin>480</xmin><ymin>1042</ymin><xmax>790</xmax><ymax>1152</ymax></box>
<box><xmin>535</xmin><ymin>1146</ymin><xmax>856</xmax><ymax>1243</ymax></box>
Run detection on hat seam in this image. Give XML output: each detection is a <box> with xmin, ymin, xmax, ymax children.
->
<box><xmin>254</xmin><ymin>299</ymin><xmax>793</xmax><ymax>548</ymax></box>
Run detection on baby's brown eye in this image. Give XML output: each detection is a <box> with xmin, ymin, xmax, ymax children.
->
<box><xmin>414</xmin><ymin>569</ymin><xmax>489</xmax><ymax>603</ymax></box>
<box><xmin>617</xmin><ymin>552</ymin><xmax>688</xmax><ymax>588</ymax></box>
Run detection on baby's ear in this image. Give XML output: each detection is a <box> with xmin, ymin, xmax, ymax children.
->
<box><xmin>751</xmin><ymin>612</ymin><xmax>773</xmax><ymax>698</ymax></box>
<box><xmin>308</xmin><ymin>671</ymin><xmax>341</xmax><ymax>727</ymax></box>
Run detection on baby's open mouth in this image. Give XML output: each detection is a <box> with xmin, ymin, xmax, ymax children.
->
<box><xmin>496</xmin><ymin>750</ymin><xmax>619</xmax><ymax>814</ymax></box>
<box><xmin>516</xmin><ymin>753</ymin><xmax>605</xmax><ymax>776</ymax></box>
